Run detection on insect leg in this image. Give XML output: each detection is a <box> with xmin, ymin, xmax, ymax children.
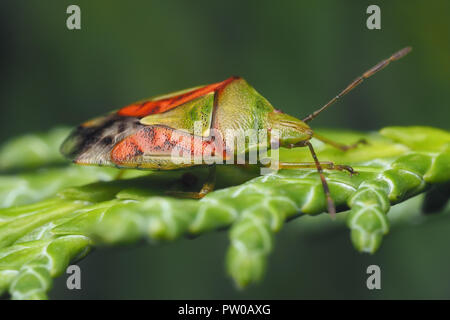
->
<box><xmin>166</xmin><ymin>165</ymin><xmax>216</xmax><ymax>199</ymax></box>
<box><xmin>306</xmin><ymin>142</ymin><xmax>336</xmax><ymax>216</ymax></box>
<box><xmin>115</xmin><ymin>170</ymin><xmax>126</xmax><ymax>180</ymax></box>
<box><xmin>302</xmin><ymin>47</ymin><xmax>412</xmax><ymax>123</ymax></box>
<box><xmin>275</xmin><ymin>161</ymin><xmax>356</xmax><ymax>175</ymax></box>
<box><xmin>312</xmin><ymin>132</ymin><xmax>367</xmax><ymax>152</ymax></box>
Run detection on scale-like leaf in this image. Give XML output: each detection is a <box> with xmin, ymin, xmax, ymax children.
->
<box><xmin>0</xmin><ymin>126</ymin><xmax>448</xmax><ymax>298</ymax></box>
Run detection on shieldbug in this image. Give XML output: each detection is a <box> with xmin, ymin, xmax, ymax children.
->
<box><xmin>61</xmin><ymin>47</ymin><xmax>411</xmax><ymax>215</ymax></box>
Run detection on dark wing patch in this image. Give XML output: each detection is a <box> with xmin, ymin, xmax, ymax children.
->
<box><xmin>60</xmin><ymin>114</ymin><xmax>143</xmax><ymax>166</ymax></box>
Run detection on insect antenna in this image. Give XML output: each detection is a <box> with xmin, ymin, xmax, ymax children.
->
<box><xmin>306</xmin><ymin>141</ymin><xmax>336</xmax><ymax>217</ymax></box>
<box><xmin>303</xmin><ymin>47</ymin><xmax>412</xmax><ymax>123</ymax></box>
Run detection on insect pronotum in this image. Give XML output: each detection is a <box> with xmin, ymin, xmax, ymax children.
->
<box><xmin>61</xmin><ymin>47</ymin><xmax>412</xmax><ymax>216</ymax></box>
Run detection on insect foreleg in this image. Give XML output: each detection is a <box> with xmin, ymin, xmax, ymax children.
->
<box><xmin>312</xmin><ymin>132</ymin><xmax>367</xmax><ymax>152</ymax></box>
<box><xmin>274</xmin><ymin>161</ymin><xmax>356</xmax><ymax>175</ymax></box>
<box><xmin>305</xmin><ymin>142</ymin><xmax>336</xmax><ymax>216</ymax></box>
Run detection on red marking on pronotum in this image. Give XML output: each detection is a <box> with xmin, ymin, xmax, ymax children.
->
<box><xmin>117</xmin><ymin>76</ymin><xmax>239</xmax><ymax>118</ymax></box>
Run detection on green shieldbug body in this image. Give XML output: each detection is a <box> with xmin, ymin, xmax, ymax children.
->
<box><xmin>61</xmin><ymin>47</ymin><xmax>411</xmax><ymax>215</ymax></box>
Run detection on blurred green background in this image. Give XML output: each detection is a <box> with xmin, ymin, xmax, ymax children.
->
<box><xmin>0</xmin><ymin>0</ymin><xmax>449</xmax><ymax>299</ymax></box>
